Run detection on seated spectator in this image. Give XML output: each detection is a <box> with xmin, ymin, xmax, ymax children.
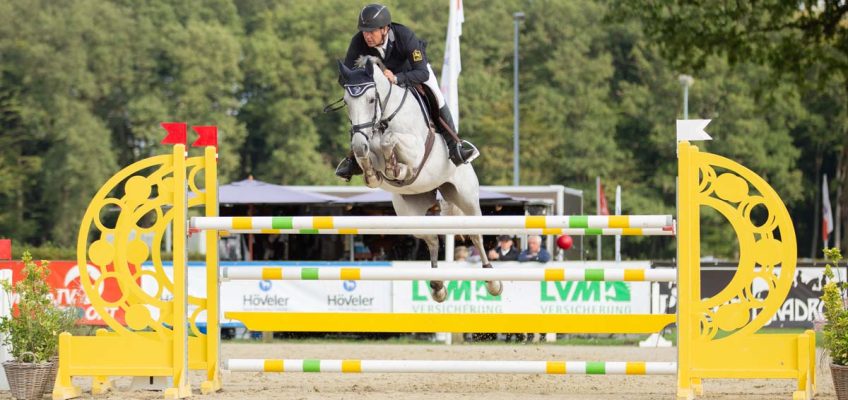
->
<box><xmin>487</xmin><ymin>235</ymin><xmax>519</xmax><ymax>261</ymax></box>
<box><xmin>518</xmin><ymin>235</ymin><xmax>551</xmax><ymax>263</ymax></box>
<box><xmin>467</xmin><ymin>245</ymin><xmax>482</xmax><ymax>263</ymax></box>
<box><xmin>454</xmin><ymin>245</ymin><xmax>469</xmax><ymax>261</ymax></box>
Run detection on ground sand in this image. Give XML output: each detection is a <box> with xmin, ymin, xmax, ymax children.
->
<box><xmin>46</xmin><ymin>342</ymin><xmax>837</xmax><ymax>400</ymax></box>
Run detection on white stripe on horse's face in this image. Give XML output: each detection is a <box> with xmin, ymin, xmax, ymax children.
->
<box><xmin>344</xmin><ymin>85</ymin><xmax>379</xmax><ymax>131</ymax></box>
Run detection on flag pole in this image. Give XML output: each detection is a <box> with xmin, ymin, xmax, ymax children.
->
<box><xmin>596</xmin><ymin>176</ymin><xmax>601</xmax><ymax>261</ymax></box>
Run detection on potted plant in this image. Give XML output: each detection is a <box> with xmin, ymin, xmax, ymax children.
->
<box><xmin>0</xmin><ymin>251</ymin><xmax>76</xmax><ymax>400</ymax></box>
<box><xmin>822</xmin><ymin>247</ymin><xmax>847</xmax><ymax>399</ymax></box>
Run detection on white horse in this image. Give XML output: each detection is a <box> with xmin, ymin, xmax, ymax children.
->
<box><xmin>337</xmin><ymin>56</ymin><xmax>501</xmax><ymax>302</ymax></box>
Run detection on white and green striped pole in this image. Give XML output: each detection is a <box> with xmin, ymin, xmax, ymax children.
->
<box><xmin>222</xmin><ymin>227</ymin><xmax>674</xmax><ymax>236</ymax></box>
<box><xmin>227</xmin><ymin>359</ymin><xmax>677</xmax><ymax>375</ymax></box>
<box><xmin>221</xmin><ymin>266</ymin><xmax>677</xmax><ymax>282</ymax></box>
<box><xmin>191</xmin><ymin>215</ymin><xmax>673</xmax><ymax>231</ymax></box>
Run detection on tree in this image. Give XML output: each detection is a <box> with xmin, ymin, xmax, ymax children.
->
<box><xmin>611</xmin><ymin>0</ymin><xmax>848</xmax><ymax>256</ymax></box>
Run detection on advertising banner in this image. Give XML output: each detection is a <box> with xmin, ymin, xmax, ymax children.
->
<box><xmin>654</xmin><ymin>266</ymin><xmax>840</xmax><ymax>328</ymax></box>
<box><xmin>391</xmin><ymin>261</ymin><xmax>652</xmax><ymax>315</ymax></box>
<box><xmin>0</xmin><ymin>261</ymin><xmax>130</xmax><ymax>325</ymax></box>
<box><xmin>161</xmin><ymin>264</ymin><xmax>393</xmax><ymax>325</ymax></box>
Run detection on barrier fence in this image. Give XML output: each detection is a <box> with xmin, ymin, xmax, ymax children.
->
<box><xmin>52</xmin><ymin>124</ymin><xmax>816</xmax><ymax>400</ymax></box>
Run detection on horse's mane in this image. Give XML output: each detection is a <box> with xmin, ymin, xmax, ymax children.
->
<box><xmin>354</xmin><ymin>55</ymin><xmax>386</xmax><ymax>71</ymax></box>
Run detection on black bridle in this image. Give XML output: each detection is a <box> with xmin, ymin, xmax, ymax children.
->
<box><xmin>346</xmin><ymin>80</ymin><xmax>409</xmax><ymax>139</ymax></box>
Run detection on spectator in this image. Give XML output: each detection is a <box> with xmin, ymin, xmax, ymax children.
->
<box><xmin>467</xmin><ymin>245</ymin><xmax>482</xmax><ymax>263</ymax></box>
<box><xmin>487</xmin><ymin>235</ymin><xmax>519</xmax><ymax>261</ymax></box>
<box><xmin>454</xmin><ymin>245</ymin><xmax>469</xmax><ymax>261</ymax></box>
<box><xmin>518</xmin><ymin>235</ymin><xmax>551</xmax><ymax>263</ymax></box>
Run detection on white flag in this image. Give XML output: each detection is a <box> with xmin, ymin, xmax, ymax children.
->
<box><xmin>440</xmin><ymin>0</ymin><xmax>463</xmax><ymax>132</ymax></box>
<box><xmin>823</xmin><ymin>174</ymin><xmax>834</xmax><ymax>242</ymax></box>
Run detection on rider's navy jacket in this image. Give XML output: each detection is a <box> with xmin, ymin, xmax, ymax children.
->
<box><xmin>343</xmin><ymin>23</ymin><xmax>429</xmax><ymax>86</ymax></box>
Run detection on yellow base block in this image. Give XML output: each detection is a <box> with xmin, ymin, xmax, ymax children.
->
<box><xmin>51</xmin><ymin>385</ymin><xmax>82</xmax><ymax>400</ymax></box>
<box><xmin>676</xmin><ymin>388</ymin><xmax>695</xmax><ymax>400</ymax></box>
<box><xmin>200</xmin><ymin>372</ymin><xmax>222</xmax><ymax>395</ymax></box>
<box><xmin>163</xmin><ymin>382</ymin><xmax>192</xmax><ymax>399</ymax></box>
<box><xmin>91</xmin><ymin>376</ymin><xmax>112</xmax><ymax>395</ymax></box>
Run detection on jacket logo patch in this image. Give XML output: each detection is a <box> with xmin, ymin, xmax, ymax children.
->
<box><xmin>412</xmin><ymin>49</ymin><xmax>423</xmax><ymax>62</ymax></box>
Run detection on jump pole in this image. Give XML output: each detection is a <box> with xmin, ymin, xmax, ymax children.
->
<box><xmin>227</xmin><ymin>359</ymin><xmax>678</xmax><ymax>375</ymax></box>
<box><xmin>191</xmin><ymin>215</ymin><xmax>673</xmax><ymax>231</ymax></box>
<box><xmin>221</xmin><ymin>266</ymin><xmax>677</xmax><ymax>282</ymax></box>
<box><xmin>222</xmin><ymin>227</ymin><xmax>674</xmax><ymax>236</ymax></box>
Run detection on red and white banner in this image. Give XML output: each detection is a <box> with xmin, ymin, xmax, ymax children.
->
<box><xmin>0</xmin><ymin>261</ymin><xmax>130</xmax><ymax>326</ymax></box>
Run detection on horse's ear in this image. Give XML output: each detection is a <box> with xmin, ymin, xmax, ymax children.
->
<box><xmin>337</xmin><ymin>60</ymin><xmax>350</xmax><ymax>84</ymax></box>
<box><xmin>364</xmin><ymin>58</ymin><xmax>374</xmax><ymax>77</ymax></box>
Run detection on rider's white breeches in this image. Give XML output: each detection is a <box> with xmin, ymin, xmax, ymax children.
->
<box><xmin>424</xmin><ymin>64</ymin><xmax>446</xmax><ymax>108</ymax></box>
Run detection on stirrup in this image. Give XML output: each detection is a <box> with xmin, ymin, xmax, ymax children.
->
<box><xmin>461</xmin><ymin>140</ymin><xmax>480</xmax><ymax>164</ymax></box>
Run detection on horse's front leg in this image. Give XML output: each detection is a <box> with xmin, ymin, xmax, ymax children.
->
<box><xmin>380</xmin><ymin>131</ymin><xmax>413</xmax><ymax>181</ymax></box>
<box><xmin>352</xmin><ymin>131</ymin><xmax>381</xmax><ymax>188</ymax></box>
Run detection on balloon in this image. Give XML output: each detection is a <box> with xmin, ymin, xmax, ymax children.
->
<box><xmin>556</xmin><ymin>235</ymin><xmax>573</xmax><ymax>250</ymax></box>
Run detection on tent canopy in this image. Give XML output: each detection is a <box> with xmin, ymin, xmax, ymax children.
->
<box><xmin>218</xmin><ymin>179</ymin><xmax>341</xmax><ymax>204</ymax></box>
<box><xmin>335</xmin><ymin>189</ymin><xmax>514</xmax><ymax>204</ymax></box>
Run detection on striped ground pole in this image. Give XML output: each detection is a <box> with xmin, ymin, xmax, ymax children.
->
<box><xmin>222</xmin><ymin>227</ymin><xmax>675</xmax><ymax>236</ymax></box>
<box><xmin>226</xmin><ymin>359</ymin><xmax>677</xmax><ymax>375</ymax></box>
<box><xmin>221</xmin><ymin>267</ymin><xmax>677</xmax><ymax>282</ymax></box>
<box><xmin>191</xmin><ymin>215</ymin><xmax>674</xmax><ymax>231</ymax></box>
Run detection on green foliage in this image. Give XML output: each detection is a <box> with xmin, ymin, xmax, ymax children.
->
<box><xmin>10</xmin><ymin>245</ymin><xmax>76</xmax><ymax>261</ymax></box>
<box><xmin>0</xmin><ymin>251</ymin><xmax>77</xmax><ymax>362</ymax></box>
<box><xmin>0</xmin><ymin>0</ymin><xmax>842</xmax><ymax>259</ymax></box>
<box><xmin>822</xmin><ymin>248</ymin><xmax>847</xmax><ymax>365</ymax></box>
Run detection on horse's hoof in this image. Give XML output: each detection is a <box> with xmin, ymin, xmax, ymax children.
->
<box><xmin>486</xmin><ymin>280</ymin><xmax>503</xmax><ymax>296</ymax></box>
<box><xmin>431</xmin><ymin>286</ymin><xmax>447</xmax><ymax>302</ymax></box>
<box><xmin>430</xmin><ymin>281</ymin><xmax>447</xmax><ymax>303</ymax></box>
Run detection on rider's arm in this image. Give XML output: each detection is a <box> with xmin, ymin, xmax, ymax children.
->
<box><xmin>538</xmin><ymin>249</ymin><xmax>551</xmax><ymax>263</ymax></box>
<box><xmin>393</xmin><ymin>26</ymin><xmax>429</xmax><ymax>86</ymax></box>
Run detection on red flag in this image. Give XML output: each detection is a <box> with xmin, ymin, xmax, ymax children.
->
<box><xmin>0</xmin><ymin>239</ymin><xmax>10</xmax><ymax>260</ymax></box>
<box><xmin>191</xmin><ymin>126</ymin><xmax>218</xmax><ymax>148</ymax></box>
<box><xmin>598</xmin><ymin>183</ymin><xmax>609</xmax><ymax>215</ymax></box>
<box><xmin>160</xmin><ymin>122</ymin><xmax>187</xmax><ymax>145</ymax></box>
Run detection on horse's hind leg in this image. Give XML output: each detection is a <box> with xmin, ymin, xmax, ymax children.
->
<box><xmin>391</xmin><ymin>191</ymin><xmax>446</xmax><ymax>302</ymax></box>
<box><xmin>420</xmin><ymin>234</ymin><xmax>445</xmax><ymax>302</ymax></box>
<box><xmin>439</xmin><ymin>170</ymin><xmax>503</xmax><ymax>296</ymax></box>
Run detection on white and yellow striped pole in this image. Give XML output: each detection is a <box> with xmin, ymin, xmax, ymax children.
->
<box><xmin>222</xmin><ymin>227</ymin><xmax>674</xmax><ymax>236</ymax></box>
<box><xmin>191</xmin><ymin>215</ymin><xmax>673</xmax><ymax>231</ymax></box>
<box><xmin>226</xmin><ymin>359</ymin><xmax>677</xmax><ymax>375</ymax></box>
<box><xmin>221</xmin><ymin>267</ymin><xmax>676</xmax><ymax>282</ymax></box>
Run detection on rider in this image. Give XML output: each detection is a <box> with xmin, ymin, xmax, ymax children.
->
<box><xmin>335</xmin><ymin>3</ymin><xmax>480</xmax><ymax>181</ymax></box>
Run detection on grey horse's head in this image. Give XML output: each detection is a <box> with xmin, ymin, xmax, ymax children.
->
<box><xmin>337</xmin><ymin>57</ymin><xmax>390</xmax><ymax>136</ymax></box>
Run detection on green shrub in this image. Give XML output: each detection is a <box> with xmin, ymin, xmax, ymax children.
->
<box><xmin>0</xmin><ymin>251</ymin><xmax>77</xmax><ymax>362</ymax></box>
<box><xmin>10</xmin><ymin>244</ymin><xmax>76</xmax><ymax>261</ymax></box>
<box><xmin>822</xmin><ymin>248</ymin><xmax>847</xmax><ymax>365</ymax></box>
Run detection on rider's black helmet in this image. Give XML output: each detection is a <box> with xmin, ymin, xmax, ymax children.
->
<box><xmin>358</xmin><ymin>4</ymin><xmax>391</xmax><ymax>32</ymax></box>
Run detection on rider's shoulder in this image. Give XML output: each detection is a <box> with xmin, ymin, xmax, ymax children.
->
<box><xmin>390</xmin><ymin>23</ymin><xmax>416</xmax><ymax>40</ymax></box>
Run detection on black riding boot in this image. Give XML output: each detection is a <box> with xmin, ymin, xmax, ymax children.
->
<box><xmin>438</xmin><ymin>105</ymin><xmax>479</xmax><ymax>166</ymax></box>
<box><xmin>334</xmin><ymin>151</ymin><xmax>363</xmax><ymax>181</ymax></box>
